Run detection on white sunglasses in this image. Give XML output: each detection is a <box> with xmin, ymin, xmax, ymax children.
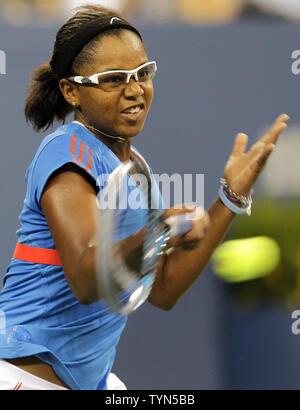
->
<box><xmin>68</xmin><ymin>61</ymin><xmax>157</xmax><ymax>92</ymax></box>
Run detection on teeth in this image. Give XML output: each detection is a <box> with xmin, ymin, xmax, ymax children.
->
<box><xmin>124</xmin><ymin>105</ymin><xmax>142</xmax><ymax>114</ymax></box>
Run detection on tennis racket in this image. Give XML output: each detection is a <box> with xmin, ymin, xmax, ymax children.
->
<box><xmin>96</xmin><ymin>150</ymin><xmax>193</xmax><ymax>315</ymax></box>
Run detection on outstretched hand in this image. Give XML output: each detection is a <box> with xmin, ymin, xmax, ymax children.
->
<box><xmin>224</xmin><ymin>114</ymin><xmax>290</xmax><ymax>196</ymax></box>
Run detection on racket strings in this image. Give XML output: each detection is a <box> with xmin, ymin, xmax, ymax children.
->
<box><xmin>97</xmin><ymin>155</ymin><xmax>169</xmax><ymax>314</ymax></box>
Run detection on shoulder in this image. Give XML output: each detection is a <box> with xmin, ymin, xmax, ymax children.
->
<box><xmin>27</xmin><ymin>123</ymin><xmax>101</xmax><ymax>208</ymax></box>
<box><xmin>35</xmin><ymin>123</ymin><xmax>94</xmax><ymax>160</ymax></box>
<box><xmin>31</xmin><ymin>122</ymin><xmax>102</xmax><ymax>180</ymax></box>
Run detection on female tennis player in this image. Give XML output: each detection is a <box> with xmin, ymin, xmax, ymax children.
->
<box><xmin>0</xmin><ymin>4</ymin><xmax>289</xmax><ymax>390</ymax></box>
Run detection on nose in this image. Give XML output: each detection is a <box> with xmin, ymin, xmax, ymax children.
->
<box><xmin>123</xmin><ymin>77</ymin><xmax>144</xmax><ymax>99</ymax></box>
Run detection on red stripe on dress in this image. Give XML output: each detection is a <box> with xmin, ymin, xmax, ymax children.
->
<box><xmin>86</xmin><ymin>147</ymin><xmax>93</xmax><ymax>175</ymax></box>
<box><xmin>13</xmin><ymin>243</ymin><xmax>62</xmax><ymax>266</ymax></box>
<box><xmin>70</xmin><ymin>134</ymin><xmax>78</xmax><ymax>165</ymax></box>
<box><xmin>78</xmin><ymin>141</ymin><xmax>86</xmax><ymax>166</ymax></box>
<box><xmin>13</xmin><ymin>382</ymin><xmax>22</xmax><ymax>390</ymax></box>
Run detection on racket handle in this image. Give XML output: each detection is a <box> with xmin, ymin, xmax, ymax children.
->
<box><xmin>165</xmin><ymin>213</ymin><xmax>193</xmax><ymax>237</ymax></box>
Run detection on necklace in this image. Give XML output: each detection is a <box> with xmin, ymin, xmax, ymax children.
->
<box><xmin>73</xmin><ymin>117</ymin><xmax>127</xmax><ymax>144</ymax></box>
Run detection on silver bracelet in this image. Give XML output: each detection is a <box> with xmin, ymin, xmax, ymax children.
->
<box><xmin>220</xmin><ymin>178</ymin><xmax>249</xmax><ymax>208</ymax></box>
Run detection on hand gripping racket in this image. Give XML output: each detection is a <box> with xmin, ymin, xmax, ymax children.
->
<box><xmin>96</xmin><ymin>151</ymin><xmax>192</xmax><ymax>315</ymax></box>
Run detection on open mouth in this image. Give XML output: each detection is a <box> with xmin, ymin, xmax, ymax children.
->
<box><xmin>121</xmin><ymin>103</ymin><xmax>145</xmax><ymax>116</ymax></box>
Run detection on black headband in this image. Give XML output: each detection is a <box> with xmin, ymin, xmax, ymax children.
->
<box><xmin>50</xmin><ymin>15</ymin><xmax>142</xmax><ymax>80</ymax></box>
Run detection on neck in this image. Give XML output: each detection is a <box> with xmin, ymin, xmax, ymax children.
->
<box><xmin>73</xmin><ymin>116</ymin><xmax>132</xmax><ymax>162</ymax></box>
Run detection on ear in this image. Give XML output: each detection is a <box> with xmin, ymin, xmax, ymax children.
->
<box><xmin>59</xmin><ymin>79</ymin><xmax>80</xmax><ymax>108</ymax></box>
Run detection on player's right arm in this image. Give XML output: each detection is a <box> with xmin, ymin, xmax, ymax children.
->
<box><xmin>41</xmin><ymin>163</ymin><xmax>207</xmax><ymax>308</ymax></box>
<box><xmin>40</xmin><ymin>163</ymin><xmax>101</xmax><ymax>305</ymax></box>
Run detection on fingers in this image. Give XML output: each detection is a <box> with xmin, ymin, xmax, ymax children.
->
<box><xmin>231</xmin><ymin>133</ymin><xmax>248</xmax><ymax>157</ymax></box>
<box><xmin>258</xmin><ymin>143</ymin><xmax>276</xmax><ymax>167</ymax></box>
<box><xmin>233</xmin><ymin>115</ymin><xmax>289</xmax><ymax>158</ymax></box>
<box><xmin>247</xmin><ymin>114</ymin><xmax>289</xmax><ymax>159</ymax></box>
<box><xmin>163</xmin><ymin>205</ymin><xmax>195</xmax><ymax>220</ymax></box>
<box><xmin>225</xmin><ymin>114</ymin><xmax>289</xmax><ymax>197</ymax></box>
<box><xmin>260</xmin><ymin>114</ymin><xmax>289</xmax><ymax>145</ymax></box>
<box><xmin>249</xmin><ymin>140</ymin><xmax>265</xmax><ymax>156</ymax></box>
<box><xmin>168</xmin><ymin>209</ymin><xmax>211</xmax><ymax>250</ymax></box>
<box><xmin>250</xmin><ymin>142</ymin><xmax>275</xmax><ymax>174</ymax></box>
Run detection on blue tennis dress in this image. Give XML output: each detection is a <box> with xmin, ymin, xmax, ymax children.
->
<box><xmin>0</xmin><ymin>122</ymin><xmax>156</xmax><ymax>390</ymax></box>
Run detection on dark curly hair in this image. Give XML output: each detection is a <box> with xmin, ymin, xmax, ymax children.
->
<box><xmin>24</xmin><ymin>5</ymin><xmax>141</xmax><ymax>132</ymax></box>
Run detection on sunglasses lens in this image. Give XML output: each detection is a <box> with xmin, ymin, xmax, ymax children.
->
<box><xmin>137</xmin><ymin>63</ymin><xmax>156</xmax><ymax>82</ymax></box>
<box><xmin>97</xmin><ymin>63</ymin><xmax>157</xmax><ymax>91</ymax></box>
<box><xmin>98</xmin><ymin>73</ymin><xmax>127</xmax><ymax>91</ymax></box>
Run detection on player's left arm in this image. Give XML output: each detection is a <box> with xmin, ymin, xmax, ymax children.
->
<box><xmin>148</xmin><ymin>199</ymin><xmax>233</xmax><ymax>310</ymax></box>
<box><xmin>148</xmin><ymin>114</ymin><xmax>289</xmax><ymax>310</ymax></box>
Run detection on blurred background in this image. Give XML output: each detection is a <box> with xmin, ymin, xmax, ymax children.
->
<box><xmin>2</xmin><ymin>0</ymin><xmax>300</xmax><ymax>25</ymax></box>
<box><xmin>1</xmin><ymin>0</ymin><xmax>300</xmax><ymax>390</ymax></box>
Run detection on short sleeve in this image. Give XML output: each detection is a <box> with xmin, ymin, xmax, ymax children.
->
<box><xmin>29</xmin><ymin>133</ymin><xmax>98</xmax><ymax>209</ymax></box>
